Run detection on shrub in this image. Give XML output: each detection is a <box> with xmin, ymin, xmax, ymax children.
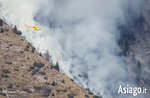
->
<box><xmin>42</xmin><ymin>88</ymin><xmax>51</xmax><ymax>97</ymax></box>
<box><xmin>122</xmin><ymin>40</ymin><xmax>129</xmax><ymax>56</ymax></box>
<box><xmin>31</xmin><ymin>68</ymin><xmax>39</xmax><ymax>75</ymax></box>
<box><xmin>55</xmin><ymin>62</ymin><xmax>59</xmax><ymax>71</ymax></box>
<box><xmin>52</xmin><ymin>93</ymin><xmax>55</xmax><ymax>96</ymax></box>
<box><xmin>0</xmin><ymin>19</ymin><xmax>3</xmax><ymax>26</ymax></box>
<box><xmin>44</xmin><ymin>77</ymin><xmax>48</xmax><ymax>80</ymax></box>
<box><xmin>23</xmin><ymin>88</ymin><xmax>32</xmax><ymax>93</ymax></box>
<box><xmin>61</xmin><ymin>90</ymin><xmax>67</xmax><ymax>92</ymax></box>
<box><xmin>33</xmin><ymin>62</ymin><xmax>45</xmax><ymax>68</ymax></box>
<box><xmin>51</xmin><ymin>62</ymin><xmax>59</xmax><ymax>71</ymax></box>
<box><xmin>13</xmin><ymin>25</ymin><xmax>22</xmax><ymax>35</ymax></box>
<box><xmin>45</xmin><ymin>50</ymin><xmax>50</xmax><ymax>61</ymax></box>
<box><xmin>7</xmin><ymin>84</ymin><xmax>13</xmax><ymax>88</ymax></box>
<box><xmin>16</xmin><ymin>85</ymin><xmax>19</xmax><ymax>87</ymax></box>
<box><xmin>70</xmin><ymin>79</ymin><xmax>74</xmax><ymax>82</ymax></box>
<box><xmin>31</xmin><ymin>47</ymin><xmax>36</xmax><ymax>52</ymax></box>
<box><xmin>0</xmin><ymin>28</ymin><xmax>4</xmax><ymax>33</ymax></box>
<box><xmin>26</xmin><ymin>45</ymin><xmax>30</xmax><ymax>48</ymax></box>
<box><xmin>61</xmin><ymin>79</ymin><xmax>65</xmax><ymax>83</ymax></box>
<box><xmin>39</xmin><ymin>72</ymin><xmax>46</xmax><ymax>75</ymax></box>
<box><xmin>14</xmin><ymin>69</ymin><xmax>19</xmax><ymax>71</ymax></box>
<box><xmin>51</xmin><ymin>82</ymin><xmax>57</xmax><ymax>86</ymax></box>
<box><xmin>19</xmin><ymin>51</ymin><xmax>24</xmax><ymax>53</ymax></box>
<box><xmin>5</xmin><ymin>61</ymin><xmax>12</xmax><ymax>64</ymax></box>
<box><xmin>56</xmin><ymin>89</ymin><xmax>61</xmax><ymax>93</ymax></box>
<box><xmin>93</xmin><ymin>95</ymin><xmax>102</xmax><ymax>98</ymax></box>
<box><xmin>2</xmin><ymin>69</ymin><xmax>11</xmax><ymax>74</ymax></box>
<box><xmin>34</xmin><ymin>86</ymin><xmax>42</xmax><ymax>91</ymax></box>
<box><xmin>5</xmin><ymin>28</ymin><xmax>9</xmax><ymax>31</ymax></box>
<box><xmin>85</xmin><ymin>94</ymin><xmax>89</xmax><ymax>97</ymax></box>
<box><xmin>67</xmin><ymin>94</ymin><xmax>74</xmax><ymax>98</ymax></box>
<box><xmin>1</xmin><ymin>74</ymin><xmax>9</xmax><ymax>78</ymax></box>
<box><xmin>24</xmin><ymin>47</ymin><xmax>29</xmax><ymax>51</ymax></box>
<box><xmin>39</xmin><ymin>53</ymin><xmax>42</xmax><ymax>56</ymax></box>
<box><xmin>29</xmin><ymin>66</ymin><xmax>34</xmax><ymax>70</ymax></box>
<box><xmin>9</xmin><ymin>44</ymin><xmax>13</xmax><ymax>46</ymax></box>
<box><xmin>45</xmin><ymin>82</ymin><xmax>50</xmax><ymax>85</ymax></box>
<box><xmin>0</xmin><ymin>93</ymin><xmax>6</xmax><ymax>96</ymax></box>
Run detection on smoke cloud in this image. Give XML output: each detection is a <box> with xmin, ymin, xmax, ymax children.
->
<box><xmin>0</xmin><ymin>0</ymin><xmax>146</xmax><ymax>98</ymax></box>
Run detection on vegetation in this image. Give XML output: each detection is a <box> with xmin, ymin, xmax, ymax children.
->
<box><xmin>31</xmin><ymin>47</ymin><xmax>36</xmax><ymax>52</ymax></box>
<box><xmin>121</xmin><ymin>40</ymin><xmax>129</xmax><ymax>56</ymax></box>
<box><xmin>0</xmin><ymin>19</ymin><xmax>3</xmax><ymax>26</ymax></box>
<box><xmin>26</xmin><ymin>45</ymin><xmax>30</xmax><ymax>48</ymax></box>
<box><xmin>56</xmin><ymin>89</ymin><xmax>61</xmax><ymax>93</ymax></box>
<box><xmin>13</xmin><ymin>25</ymin><xmax>22</xmax><ymax>35</ymax></box>
<box><xmin>93</xmin><ymin>95</ymin><xmax>102</xmax><ymax>98</ymax></box>
<box><xmin>85</xmin><ymin>94</ymin><xmax>89</xmax><ymax>97</ymax></box>
<box><xmin>29</xmin><ymin>66</ymin><xmax>34</xmax><ymax>70</ymax></box>
<box><xmin>67</xmin><ymin>94</ymin><xmax>75</xmax><ymax>98</ymax></box>
<box><xmin>1</xmin><ymin>74</ymin><xmax>9</xmax><ymax>78</ymax></box>
<box><xmin>51</xmin><ymin>62</ymin><xmax>59</xmax><ymax>71</ymax></box>
<box><xmin>5</xmin><ymin>61</ymin><xmax>12</xmax><ymax>64</ymax></box>
<box><xmin>135</xmin><ymin>61</ymin><xmax>141</xmax><ymax>83</ymax></box>
<box><xmin>39</xmin><ymin>71</ymin><xmax>46</xmax><ymax>75</ymax></box>
<box><xmin>44</xmin><ymin>77</ymin><xmax>48</xmax><ymax>80</ymax></box>
<box><xmin>19</xmin><ymin>51</ymin><xmax>24</xmax><ymax>53</ymax></box>
<box><xmin>0</xmin><ymin>92</ymin><xmax>6</xmax><ymax>96</ymax></box>
<box><xmin>24</xmin><ymin>47</ymin><xmax>29</xmax><ymax>51</ymax></box>
<box><xmin>34</xmin><ymin>86</ymin><xmax>42</xmax><ymax>91</ymax></box>
<box><xmin>33</xmin><ymin>62</ymin><xmax>45</xmax><ymax>68</ymax></box>
<box><xmin>86</xmin><ymin>89</ymin><xmax>93</xmax><ymax>94</ymax></box>
<box><xmin>2</xmin><ymin>69</ymin><xmax>11</xmax><ymax>74</ymax></box>
<box><xmin>70</xmin><ymin>79</ymin><xmax>74</xmax><ymax>82</ymax></box>
<box><xmin>7</xmin><ymin>84</ymin><xmax>13</xmax><ymax>88</ymax></box>
<box><xmin>45</xmin><ymin>50</ymin><xmax>50</xmax><ymax>61</ymax></box>
<box><xmin>14</xmin><ymin>68</ymin><xmax>19</xmax><ymax>71</ymax></box>
<box><xmin>23</xmin><ymin>88</ymin><xmax>32</xmax><ymax>93</ymax></box>
<box><xmin>51</xmin><ymin>81</ymin><xmax>57</xmax><ymax>86</ymax></box>
<box><xmin>61</xmin><ymin>79</ymin><xmax>65</xmax><ymax>83</ymax></box>
<box><xmin>45</xmin><ymin>82</ymin><xmax>50</xmax><ymax>85</ymax></box>
<box><xmin>9</xmin><ymin>44</ymin><xmax>13</xmax><ymax>46</ymax></box>
<box><xmin>42</xmin><ymin>88</ymin><xmax>51</xmax><ymax>97</ymax></box>
<box><xmin>5</xmin><ymin>28</ymin><xmax>9</xmax><ymax>32</ymax></box>
<box><xmin>39</xmin><ymin>53</ymin><xmax>42</xmax><ymax>56</ymax></box>
<box><xmin>61</xmin><ymin>90</ymin><xmax>67</xmax><ymax>92</ymax></box>
<box><xmin>31</xmin><ymin>68</ymin><xmax>39</xmax><ymax>75</ymax></box>
<box><xmin>52</xmin><ymin>93</ymin><xmax>55</xmax><ymax>96</ymax></box>
<box><xmin>0</xmin><ymin>28</ymin><xmax>4</xmax><ymax>33</ymax></box>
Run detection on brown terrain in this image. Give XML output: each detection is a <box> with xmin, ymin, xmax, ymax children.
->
<box><xmin>0</xmin><ymin>20</ymin><xmax>97</xmax><ymax>98</ymax></box>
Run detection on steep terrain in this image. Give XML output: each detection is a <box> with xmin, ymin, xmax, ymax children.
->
<box><xmin>0</xmin><ymin>20</ymin><xmax>96</xmax><ymax>98</ymax></box>
<box><xmin>119</xmin><ymin>1</ymin><xmax>150</xmax><ymax>97</ymax></box>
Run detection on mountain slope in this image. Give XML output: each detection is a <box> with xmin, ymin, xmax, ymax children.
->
<box><xmin>0</xmin><ymin>20</ymin><xmax>96</xmax><ymax>98</ymax></box>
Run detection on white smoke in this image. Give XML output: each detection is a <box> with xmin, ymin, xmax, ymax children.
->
<box><xmin>0</xmin><ymin>0</ymin><xmax>146</xmax><ymax>98</ymax></box>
